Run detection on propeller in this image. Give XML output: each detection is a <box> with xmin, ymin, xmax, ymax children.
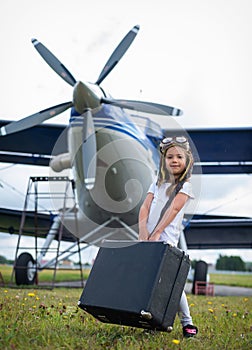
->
<box><xmin>31</xmin><ymin>39</ymin><xmax>76</xmax><ymax>87</ymax></box>
<box><xmin>0</xmin><ymin>102</ymin><xmax>73</xmax><ymax>136</ymax></box>
<box><xmin>1</xmin><ymin>25</ymin><xmax>183</xmax><ymax>189</ymax></box>
<box><xmin>82</xmin><ymin>110</ymin><xmax>96</xmax><ymax>190</ymax></box>
<box><xmin>96</xmin><ymin>25</ymin><xmax>140</xmax><ymax>85</ymax></box>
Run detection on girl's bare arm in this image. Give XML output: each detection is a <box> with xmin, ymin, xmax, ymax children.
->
<box><xmin>138</xmin><ymin>193</ymin><xmax>154</xmax><ymax>240</ymax></box>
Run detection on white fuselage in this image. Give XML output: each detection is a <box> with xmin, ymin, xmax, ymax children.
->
<box><xmin>62</xmin><ymin>105</ymin><xmax>159</xmax><ymax>243</ymax></box>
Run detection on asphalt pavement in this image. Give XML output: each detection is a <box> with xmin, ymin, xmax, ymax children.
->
<box><xmin>185</xmin><ymin>282</ymin><xmax>252</xmax><ymax>296</ymax></box>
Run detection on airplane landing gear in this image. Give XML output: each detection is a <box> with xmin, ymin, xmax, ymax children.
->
<box><xmin>192</xmin><ymin>260</ymin><xmax>208</xmax><ymax>294</ymax></box>
<box><xmin>15</xmin><ymin>252</ymin><xmax>37</xmax><ymax>285</ymax></box>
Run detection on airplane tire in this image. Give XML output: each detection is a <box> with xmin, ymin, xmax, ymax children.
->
<box><xmin>192</xmin><ymin>260</ymin><xmax>208</xmax><ymax>294</ymax></box>
<box><xmin>15</xmin><ymin>252</ymin><xmax>37</xmax><ymax>285</ymax></box>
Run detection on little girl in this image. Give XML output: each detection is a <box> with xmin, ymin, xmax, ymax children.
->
<box><xmin>138</xmin><ymin>136</ymin><xmax>198</xmax><ymax>338</ymax></box>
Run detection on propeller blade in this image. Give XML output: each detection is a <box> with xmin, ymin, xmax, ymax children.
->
<box><xmin>32</xmin><ymin>39</ymin><xmax>77</xmax><ymax>87</ymax></box>
<box><xmin>96</xmin><ymin>25</ymin><xmax>140</xmax><ymax>85</ymax></box>
<box><xmin>82</xmin><ymin>110</ymin><xmax>97</xmax><ymax>190</ymax></box>
<box><xmin>101</xmin><ymin>98</ymin><xmax>183</xmax><ymax>116</ymax></box>
<box><xmin>0</xmin><ymin>101</ymin><xmax>73</xmax><ymax>136</ymax></box>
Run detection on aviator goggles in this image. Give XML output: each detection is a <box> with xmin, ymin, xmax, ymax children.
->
<box><xmin>160</xmin><ymin>136</ymin><xmax>189</xmax><ymax>154</ymax></box>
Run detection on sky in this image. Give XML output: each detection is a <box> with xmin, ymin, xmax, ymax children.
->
<box><xmin>0</xmin><ymin>0</ymin><xmax>251</xmax><ymax>264</ymax></box>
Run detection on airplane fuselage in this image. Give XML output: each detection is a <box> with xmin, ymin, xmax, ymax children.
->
<box><xmin>57</xmin><ymin>103</ymin><xmax>160</xmax><ymax>242</ymax></box>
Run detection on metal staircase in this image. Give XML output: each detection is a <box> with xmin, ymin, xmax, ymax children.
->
<box><xmin>11</xmin><ymin>176</ymin><xmax>84</xmax><ymax>288</ymax></box>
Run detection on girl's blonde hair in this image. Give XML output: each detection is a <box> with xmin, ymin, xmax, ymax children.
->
<box><xmin>157</xmin><ymin>140</ymin><xmax>194</xmax><ymax>195</ymax></box>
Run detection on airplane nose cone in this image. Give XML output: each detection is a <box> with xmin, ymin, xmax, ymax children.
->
<box><xmin>73</xmin><ymin>81</ymin><xmax>100</xmax><ymax>113</ymax></box>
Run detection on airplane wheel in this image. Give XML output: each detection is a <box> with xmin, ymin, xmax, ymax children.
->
<box><xmin>192</xmin><ymin>260</ymin><xmax>208</xmax><ymax>294</ymax></box>
<box><xmin>15</xmin><ymin>253</ymin><xmax>37</xmax><ymax>285</ymax></box>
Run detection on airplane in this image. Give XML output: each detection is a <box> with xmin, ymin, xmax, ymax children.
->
<box><xmin>0</xmin><ymin>25</ymin><xmax>251</xmax><ymax>286</ymax></box>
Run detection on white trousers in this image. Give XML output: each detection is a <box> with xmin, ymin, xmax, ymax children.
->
<box><xmin>178</xmin><ymin>291</ymin><xmax>193</xmax><ymax>327</ymax></box>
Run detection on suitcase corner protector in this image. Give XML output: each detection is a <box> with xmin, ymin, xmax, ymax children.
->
<box><xmin>140</xmin><ymin>310</ymin><xmax>153</xmax><ymax>320</ymax></box>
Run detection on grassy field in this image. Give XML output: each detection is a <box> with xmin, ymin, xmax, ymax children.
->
<box><xmin>0</xmin><ymin>287</ymin><xmax>251</xmax><ymax>350</ymax></box>
<box><xmin>0</xmin><ymin>265</ymin><xmax>90</xmax><ymax>285</ymax></box>
<box><xmin>209</xmin><ymin>273</ymin><xmax>252</xmax><ymax>288</ymax></box>
<box><xmin>1</xmin><ymin>264</ymin><xmax>252</xmax><ymax>288</ymax></box>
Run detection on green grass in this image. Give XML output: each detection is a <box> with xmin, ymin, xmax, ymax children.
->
<box><xmin>0</xmin><ymin>265</ymin><xmax>90</xmax><ymax>285</ymax></box>
<box><xmin>0</xmin><ymin>287</ymin><xmax>251</xmax><ymax>349</ymax></box>
<box><xmin>1</xmin><ymin>265</ymin><xmax>252</xmax><ymax>288</ymax></box>
<box><xmin>210</xmin><ymin>273</ymin><xmax>252</xmax><ymax>288</ymax></box>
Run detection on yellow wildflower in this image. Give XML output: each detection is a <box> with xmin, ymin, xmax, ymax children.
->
<box><xmin>172</xmin><ymin>339</ymin><xmax>180</xmax><ymax>345</ymax></box>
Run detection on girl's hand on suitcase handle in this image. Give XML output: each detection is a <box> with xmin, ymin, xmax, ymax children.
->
<box><xmin>148</xmin><ymin>231</ymin><xmax>161</xmax><ymax>241</ymax></box>
<box><xmin>138</xmin><ymin>227</ymin><xmax>150</xmax><ymax>241</ymax></box>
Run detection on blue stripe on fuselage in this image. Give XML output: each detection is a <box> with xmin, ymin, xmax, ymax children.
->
<box><xmin>70</xmin><ymin>104</ymin><xmax>160</xmax><ymax>164</ymax></box>
<box><xmin>70</xmin><ymin>105</ymin><xmax>149</xmax><ymax>148</ymax></box>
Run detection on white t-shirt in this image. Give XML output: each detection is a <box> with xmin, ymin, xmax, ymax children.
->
<box><xmin>146</xmin><ymin>181</ymin><xmax>194</xmax><ymax>246</ymax></box>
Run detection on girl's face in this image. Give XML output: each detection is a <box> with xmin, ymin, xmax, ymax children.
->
<box><xmin>165</xmin><ymin>146</ymin><xmax>187</xmax><ymax>178</ymax></box>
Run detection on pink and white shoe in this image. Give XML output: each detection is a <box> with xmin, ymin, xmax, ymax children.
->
<box><xmin>183</xmin><ymin>324</ymin><xmax>198</xmax><ymax>338</ymax></box>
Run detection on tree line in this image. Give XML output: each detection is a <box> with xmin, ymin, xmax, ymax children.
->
<box><xmin>191</xmin><ymin>255</ymin><xmax>251</xmax><ymax>272</ymax></box>
<box><xmin>1</xmin><ymin>254</ymin><xmax>251</xmax><ymax>271</ymax></box>
<box><xmin>215</xmin><ymin>255</ymin><xmax>247</xmax><ymax>271</ymax></box>
<box><xmin>0</xmin><ymin>255</ymin><xmax>14</xmax><ymax>265</ymax></box>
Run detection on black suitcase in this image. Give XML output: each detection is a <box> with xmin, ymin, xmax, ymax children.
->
<box><xmin>78</xmin><ymin>241</ymin><xmax>190</xmax><ymax>332</ymax></box>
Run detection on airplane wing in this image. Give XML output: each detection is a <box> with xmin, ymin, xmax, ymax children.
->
<box><xmin>1</xmin><ymin>120</ymin><xmax>252</xmax><ymax>250</ymax></box>
<box><xmin>0</xmin><ymin>207</ymin><xmax>76</xmax><ymax>242</ymax></box>
<box><xmin>1</xmin><ymin>207</ymin><xmax>251</xmax><ymax>249</ymax></box>
<box><xmin>183</xmin><ymin>214</ymin><xmax>252</xmax><ymax>249</ymax></box>
<box><xmin>0</xmin><ymin>120</ymin><xmax>67</xmax><ymax>166</ymax></box>
<box><xmin>1</xmin><ymin>119</ymin><xmax>251</xmax><ymax>173</ymax></box>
